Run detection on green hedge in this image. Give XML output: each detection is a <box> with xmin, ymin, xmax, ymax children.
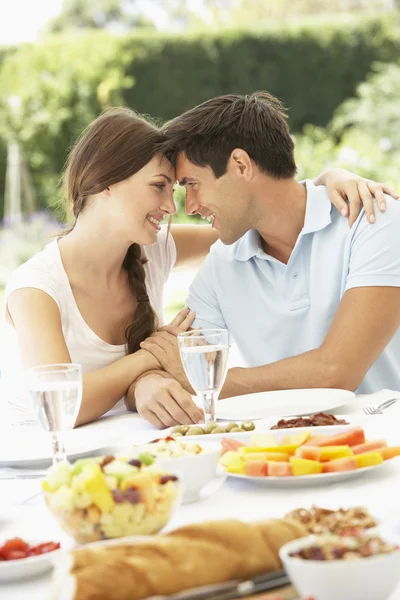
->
<box><xmin>122</xmin><ymin>15</ymin><xmax>400</xmax><ymax>130</ymax></box>
<box><xmin>0</xmin><ymin>15</ymin><xmax>399</xmax><ymax>218</ymax></box>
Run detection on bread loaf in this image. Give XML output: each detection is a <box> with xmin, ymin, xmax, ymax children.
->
<box><xmin>52</xmin><ymin>518</ymin><xmax>306</xmax><ymax>600</ymax></box>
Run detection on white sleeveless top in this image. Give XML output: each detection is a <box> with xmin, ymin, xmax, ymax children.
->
<box><xmin>1</xmin><ymin>225</ymin><xmax>176</xmax><ymax>410</ymax></box>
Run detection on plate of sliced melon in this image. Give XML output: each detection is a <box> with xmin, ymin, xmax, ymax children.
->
<box><xmin>219</xmin><ymin>426</ymin><xmax>400</xmax><ymax>487</ymax></box>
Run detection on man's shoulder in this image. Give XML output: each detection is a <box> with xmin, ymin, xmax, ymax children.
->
<box><xmin>352</xmin><ymin>194</ymin><xmax>400</xmax><ymax>238</ymax></box>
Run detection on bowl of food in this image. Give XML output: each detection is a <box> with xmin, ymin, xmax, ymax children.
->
<box><xmin>42</xmin><ymin>456</ymin><xmax>181</xmax><ymax>544</ymax></box>
<box><xmin>279</xmin><ymin>532</ymin><xmax>400</xmax><ymax>600</ymax></box>
<box><xmin>0</xmin><ymin>536</ymin><xmax>63</xmax><ymax>581</ymax></box>
<box><xmin>127</xmin><ymin>437</ymin><xmax>221</xmax><ymax>503</ymax></box>
<box><xmin>169</xmin><ymin>420</ymin><xmax>256</xmax><ymax>440</ymax></box>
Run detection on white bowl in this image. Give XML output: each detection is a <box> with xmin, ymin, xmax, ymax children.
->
<box><xmin>381</xmin><ymin>519</ymin><xmax>400</xmax><ymax>546</ymax></box>
<box><xmin>156</xmin><ymin>442</ymin><xmax>221</xmax><ymax>503</ymax></box>
<box><xmin>279</xmin><ymin>534</ymin><xmax>400</xmax><ymax>600</ymax></box>
<box><xmin>0</xmin><ymin>538</ymin><xmax>65</xmax><ymax>582</ymax></box>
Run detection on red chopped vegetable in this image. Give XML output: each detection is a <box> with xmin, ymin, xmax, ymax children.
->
<box><xmin>0</xmin><ymin>537</ymin><xmax>60</xmax><ymax>561</ymax></box>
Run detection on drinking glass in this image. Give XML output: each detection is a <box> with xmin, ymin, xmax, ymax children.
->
<box><xmin>26</xmin><ymin>363</ymin><xmax>83</xmax><ymax>465</ymax></box>
<box><xmin>177</xmin><ymin>329</ymin><xmax>230</xmax><ymax>423</ymax></box>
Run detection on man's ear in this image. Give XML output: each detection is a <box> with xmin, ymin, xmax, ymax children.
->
<box><xmin>229</xmin><ymin>148</ymin><xmax>253</xmax><ymax>182</ymax></box>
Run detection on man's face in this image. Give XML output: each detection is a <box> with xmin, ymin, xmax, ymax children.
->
<box><xmin>176</xmin><ymin>152</ymin><xmax>252</xmax><ymax>245</ymax></box>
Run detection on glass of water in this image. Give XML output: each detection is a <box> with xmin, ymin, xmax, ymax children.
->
<box><xmin>26</xmin><ymin>363</ymin><xmax>83</xmax><ymax>465</ymax></box>
<box><xmin>177</xmin><ymin>329</ymin><xmax>230</xmax><ymax>423</ymax></box>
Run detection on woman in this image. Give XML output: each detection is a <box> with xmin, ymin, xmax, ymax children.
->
<box><xmin>2</xmin><ymin>107</ymin><xmax>395</xmax><ymax>426</ymax></box>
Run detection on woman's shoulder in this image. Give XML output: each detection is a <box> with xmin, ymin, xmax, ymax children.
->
<box><xmin>5</xmin><ymin>240</ymin><xmax>63</xmax><ymax>304</ymax></box>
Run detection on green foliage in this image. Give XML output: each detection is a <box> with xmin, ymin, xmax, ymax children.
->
<box><xmin>0</xmin><ymin>16</ymin><xmax>399</xmax><ymax>218</ymax></box>
<box><xmin>0</xmin><ymin>31</ymin><xmax>133</xmax><ymax>214</ymax></box>
<box><xmin>122</xmin><ymin>15</ymin><xmax>400</xmax><ymax>129</ymax></box>
<box><xmin>47</xmin><ymin>0</ymin><xmax>155</xmax><ymax>33</ymax></box>
<box><xmin>295</xmin><ymin>125</ymin><xmax>400</xmax><ymax>189</ymax></box>
<box><xmin>331</xmin><ymin>62</ymin><xmax>400</xmax><ymax>151</ymax></box>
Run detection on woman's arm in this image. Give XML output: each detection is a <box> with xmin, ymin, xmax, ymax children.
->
<box><xmin>171</xmin><ymin>224</ymin><xmax>219</xmax><ymax>270</ymax></box>
<box><xmin>314</xmin><ymin>169</ymin><xmax>399</xmax><ymax>227</ymax></box>
<box><xmin>7</xmin><ymin>288</ymin><xmax>161</xmax><ymax>426</ymax></box>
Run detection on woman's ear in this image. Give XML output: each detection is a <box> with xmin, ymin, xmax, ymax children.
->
<box><xmin>102</xmin><ymin>186</ymin><xmax>112</xmax><ymax>198</ymax></box>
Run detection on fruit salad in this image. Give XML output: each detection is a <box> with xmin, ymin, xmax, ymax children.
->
<box><xmin>220</xmin><ymin>428</ymin><xmax>400</xmax><ymax>477</ymax></box>
<box><xmin>42</xmin><ymin>456</ymin><xmax>180</xmax><ymax>544</ymax></box>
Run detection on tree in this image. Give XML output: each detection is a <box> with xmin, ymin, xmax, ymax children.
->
<box><xmin>47</xmin><ymin>0</ymin><xmax>155</xmax><ymax>33</ymax></box>
<box><xmin>224</xmin><ymin>0</ymin><xmax>395</xmax><ymax>25</ymax></box>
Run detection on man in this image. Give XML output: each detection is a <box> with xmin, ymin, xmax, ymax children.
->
<box><xmin>129</xmin><ymin>91</ymin><xmax>400</xmax><ymax>428</ymax></box>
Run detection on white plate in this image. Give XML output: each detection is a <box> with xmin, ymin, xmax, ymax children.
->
<box><xmin>0</xmin><ymin>533</ymin><xmax>74</xmax><ymax>582</ymax></box>
<box><xmin>225</xmin><ymin>464</ymin><xmax>383</xmax><ymax>487</ymax></box>
<box><xmin>216</xmin><ymin>389</ymin><xmax>355</xmax><ymax>421</ymax></box>
<box><xmin>0</xmin><ymin>429</ymin><xmax>114</xmax><ymax>468</ymax></box>
<box><xmin>164</xmin><ymin>417</ymin><xmax>356</xmax><ymax>443</ymax></box>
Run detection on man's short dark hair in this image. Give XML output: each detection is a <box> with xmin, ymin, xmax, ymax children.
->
<box><xmin>162</xmin><ymin>91</ymin><xmax>297</xmax><ymax>179</ymax></box>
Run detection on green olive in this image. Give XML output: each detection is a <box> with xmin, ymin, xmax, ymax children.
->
<box><xmin>172</xmin><ymin>432</ymin><xmax>184</xmax><ymax>437</ymax></box>
<box><xmin>240</xmin><ymin>421</ymin><xmax>256</xmax><ymax>431</ymax></box>
<box><xmin>225</xmin><ymin>422</ymin><xmax>239</xmax><ymax>432</ymax></box>
<box><xmin>171</xmin><ymin>425</ymin><xmax>189</xmax><ymax>435</ymax></box>
<box><xmin>186</xmin><ymin>426</ymin><xmax>205</xmax><ymax>435</ymax></box>
<box><xmin>204</xmin><ymin>421</ymin><xmax>218</xmax><ymax>434</ymax></box>
<box><xmin>211</xmin><ymin>426</ymin><xmax>228</xmax><ymax>434</ymax></box>
<box><xmin>230</xmin><ymin>427</ymin><xmax>243</xmax><ymax>433</ymax></box>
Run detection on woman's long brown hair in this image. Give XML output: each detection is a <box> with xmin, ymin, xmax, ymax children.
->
<box><xmin>62</xmin><ymin>107</ymin><xmax>165</xmax><ymax>353</ymax></box>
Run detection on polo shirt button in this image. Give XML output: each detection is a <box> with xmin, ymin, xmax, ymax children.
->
<box><xmin>292</xmin><ymin>272</ymin><xmax>299</xmax><ymax>279</ymax></box>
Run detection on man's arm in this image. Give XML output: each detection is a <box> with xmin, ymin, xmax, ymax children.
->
<box><xmin>220</xmin><ymin>286</ymin><xmax>400</xmax><ymax>397</ymax></box>
<box><xmin>222</xmin><ymin>196</ymin><xmax>400</xmax><ymax>396</ymax></box>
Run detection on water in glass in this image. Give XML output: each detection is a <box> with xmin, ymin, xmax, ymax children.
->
<box><xmin>178</xmin><ymin>329</ymin><xmax>229</xmax><ymax>422</ymax></box>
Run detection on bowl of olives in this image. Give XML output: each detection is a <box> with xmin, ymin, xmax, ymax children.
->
<box><xmin>169</xmin><ymin>420</ymin><xmax>256</xmax><ymax>440</ymax></box>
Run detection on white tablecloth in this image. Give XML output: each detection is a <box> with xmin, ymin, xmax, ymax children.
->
<box><xmin>1</xmin><ymin>389</ymin><xmax>400</xmax><ymax>600</ymax></box>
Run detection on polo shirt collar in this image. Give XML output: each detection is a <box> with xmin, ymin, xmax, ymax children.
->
<box><xmin>301</xmin><ymin>179</ymin><xmax>333</xmax><ymax>235</ymax></box>
<box><xmin>234</xmin><ymin>229</ymin><xmax>261</xmax><ymax>262</ymax></box>
<box><xmin>234</xmin><ymin>180</ymin><xmax>333</xmax><ymax>262</ymax></box>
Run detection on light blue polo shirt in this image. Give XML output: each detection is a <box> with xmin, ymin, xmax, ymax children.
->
<box><xmin>186</xmin><ymin>180</ymin><xmax>400</xmax><ymax>393</ymax></box>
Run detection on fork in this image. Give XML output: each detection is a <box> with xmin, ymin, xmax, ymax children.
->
<box><xmin>362</xmin><ymin>398</ymin><xmax>399</xmax><ymax>415</ymax></box>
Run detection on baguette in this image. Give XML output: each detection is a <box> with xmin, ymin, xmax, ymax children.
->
<box><xmin>52</xmin><ymin>518</ymin><xmax>306</xmax><ymax>600</ymax></box>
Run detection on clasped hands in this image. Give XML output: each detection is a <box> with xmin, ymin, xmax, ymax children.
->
<box><xmin>128</xmin><ymin>307</ymin><xmax>205</xmax><ymax>428</ymax></box>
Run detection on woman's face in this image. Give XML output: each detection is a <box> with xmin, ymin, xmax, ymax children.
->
<box><xmin>107</xmin><ymin>153</ymin><xmax>176</xmax><ymax>245</ymax></box>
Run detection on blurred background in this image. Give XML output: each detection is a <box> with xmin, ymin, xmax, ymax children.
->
<box><xmin>0</xmin><ymin>0</ymin><xmax>400</xmax><ymax>330</ymax></box>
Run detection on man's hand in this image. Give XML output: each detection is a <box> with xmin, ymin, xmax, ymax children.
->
<box><xmin>133</xmin><ymin>372</ymin><xmax>203</xmax><ymax>429</ymax></box>
<box><xmin>315</xmin><ymin>169</ymin><xmax>399</xmax><ymax>227</ymax></box>
<box><xmin>139</xmin><ymin>330</ymin><xmax>193</xmax><ymax>391</ymax></box>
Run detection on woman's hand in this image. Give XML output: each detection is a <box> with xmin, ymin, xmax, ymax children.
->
<box><xmin>160</xmin><ymin>306</ymin><xmax>196</xmax><ymax>335</ymax></box>
<box><xmin>315</xmin><ymin>169</ymin><xmax>399</xmax><ymax>227</ymax></box>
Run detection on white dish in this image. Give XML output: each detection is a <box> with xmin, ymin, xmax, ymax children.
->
<box><xmin>184</xmin><ymin>423</ymin><xmax>353</xmax><ymax>445</ymax></box>
<box><xmin>156</xmin><ymin>442</ymin><xmax>221</xmax><ymax>503</ymax></box>
<box><xmin>216</xmin><ymin>388</ymin><xmax>355</xmax><ymax>421</ymax></box>
<box><xmin>0</xmin><ymin>536</ymin><xmax>72</xmax><ymax>582</ymax></box>
<box><xmin>225</xmin><ymin>464</ymin><xmax>382</xmax><ymax>487</ymax></box>
<box><xmin>279</xmin><ymin>534</ymin><xmax>400</xmax><ymax>600</ymax></box>
<box><xmin>165</xmin><ymin>419</ymin><xmax>355</xmax><ymax>443</ymax></box>
<box><xmin>0</xmin><ymin>429</ymin><xmax>114</xmax><ymax>468</ymax></box>
<box><xmin>220</xmin><ymin>425</ymin><xmax>399</xmax><ymax>487</ymax></box>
